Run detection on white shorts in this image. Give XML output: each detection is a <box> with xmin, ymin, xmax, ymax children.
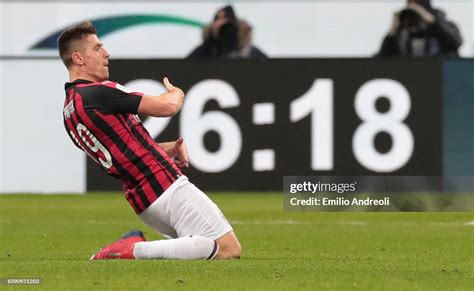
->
<box><xmin>139</xmin><ymin>176</ymin><xmax>233</xmax><ymax>241</ymax></box>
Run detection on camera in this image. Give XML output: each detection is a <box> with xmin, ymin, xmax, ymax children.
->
<box><xmin>217</xmin><ymin>21</ymin><xmax>239</xmax><ymax>50</ymax></box>
<box><xmin>399</xmin><ymin>8</ymin><xmax>422</xmax><ymax>28</ymax></box>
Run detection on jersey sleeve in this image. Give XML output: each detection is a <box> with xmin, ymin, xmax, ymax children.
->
<box><xmin>80</xmin><ymin>82</ymin><xmax>143</xmax><ymax>114</ymax></box>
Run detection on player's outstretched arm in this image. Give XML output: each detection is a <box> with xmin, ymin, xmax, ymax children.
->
<box><xmin>137</xmin><ymin>77</ymin><xmax>184</xmax><ymax>117</ymax></box>
<box><xmin>158</xmin><ymin>137</ymin><xmax>189</xmax><ymax>168</ymax></box>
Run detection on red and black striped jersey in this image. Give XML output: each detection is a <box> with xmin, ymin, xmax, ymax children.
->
<box><xmin>63</xmin><ymin>79</ymin><xmax>182</xmax><ymax>214</ymax></box>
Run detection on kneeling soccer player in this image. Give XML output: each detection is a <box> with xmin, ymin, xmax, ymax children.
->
<box><xmin>58</xmin><ymin>21</ymin><xmax>241</xmax><ymax>260</ymax></box>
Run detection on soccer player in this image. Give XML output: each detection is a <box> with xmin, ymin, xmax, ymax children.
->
<box><xmin>58</xmin><ymin>21</ymin><xmax>241</xmax><ymax>260</ymax></box>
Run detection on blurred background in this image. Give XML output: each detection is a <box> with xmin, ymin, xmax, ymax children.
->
<box><xmin>0</xmin><ymin>0</ymin><xmax>472</xmax><ymax>194</ymax></box>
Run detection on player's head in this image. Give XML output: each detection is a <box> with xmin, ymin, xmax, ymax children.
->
<box><xmin>57</xmin><ymin>21</ymin><xmax>110</xmax><ymax>81</ymax></box>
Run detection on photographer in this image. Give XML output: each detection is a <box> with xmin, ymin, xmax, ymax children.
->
<box><xmin>187</xmin><ymin>5</ymin><xmax>267</xmax><ymax>60</ymax></box>
<box><xmin>377</xmin><ymin>0</ymin><xmax>462</xmax><ymax>57</ymax></box>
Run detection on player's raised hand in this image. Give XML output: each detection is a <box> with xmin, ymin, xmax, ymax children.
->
<box><xmin>163</xmin><ymin>77</ymin><xmax>185</xmax><ymax>109</ymax></box>
<box><xmin>138</xmin><ymin>78</ymin><xmax>185</xmax><ymax>117</ymax></box>
<box><xmin>173</xmin><ymin>137</ymin><xmax>189</xmax><ymax>168</ymax></box>
<box><xmin>164</xmin><ymin>77</ymin><xmax>184</xmax><ymax>95</ymax></box>
<box><xmin>163</xmin><ymin>77</ymin><xmax>174</xmax><ymax>90</ymax></box>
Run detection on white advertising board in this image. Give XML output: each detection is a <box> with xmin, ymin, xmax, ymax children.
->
<box><xmin>1</xmin><ymin>1</ymin><xmax>472</xmax><ymax>58</ymax></box>
<box><xmin>0</xmin><ymin>59</ymin><xmax>85</xmax><ymax>193</ymax></box>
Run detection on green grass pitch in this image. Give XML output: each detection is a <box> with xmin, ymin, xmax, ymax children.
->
<box><xmin>1</xmin><ymin>193</ymin><xmax>473</xmax><ymax>290</ymax></box>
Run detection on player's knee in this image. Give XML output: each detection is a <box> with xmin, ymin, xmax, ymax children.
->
<box><xmin>227</xmin><ymin>241</ymin><xmax>242</xmax><ymax>258</ymax></box>
<box><xmin>230</xmin><ymin>242</ymin><xmax>242</xmax><ymax>258</ymax></box>
<box><xmin>215</xmin><ymin>231</ymin><xmax>241</xmax><ymax>259</ymax></box>
<box><xmin>218</xmin><ymin>240</ymin><xmax>241</xmax><ymax>259</ymax></box>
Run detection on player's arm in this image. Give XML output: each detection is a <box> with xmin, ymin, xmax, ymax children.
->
<box><xmin>158</xmin><ymin>138</ymin><xmax>189</xmax><ymax>168</ymax></box>
<box><xmin>137</xmin><ymin>77</ymin><xmax>184</xmax><ymax>117</ymax></box>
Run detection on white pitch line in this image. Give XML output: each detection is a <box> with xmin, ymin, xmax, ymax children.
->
<box><xmin>84</xmin><ymin>220</ymin><xmax>129</xmax><ymax>225</ymax></box>
<box><xmin>229</xmin><ymin>220</ymin><xmax>367</xmax><ymax>226</ymax></box>
<box><xmin>229</xmin><ymin>220</ymin><xmax>312</xmax><ymax>225</ymax></box>
<box><xmin>339</xmin><ymin>221</ymin><xmax>367</xmax><ymax>226</ymax></box>
<box><xmin>228</xmin><ymin>220</ymin><xmax>473</xmax><ymax>226</ymax></box>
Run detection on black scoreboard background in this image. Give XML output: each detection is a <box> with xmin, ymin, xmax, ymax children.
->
<box><xmin>87</xmin><ymin>59</ymin><xmax>442</xmax><ymax>191</ymax></box>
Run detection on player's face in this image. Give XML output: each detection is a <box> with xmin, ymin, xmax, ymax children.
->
<box><xmin>81</xmin><ymin>34</ymin><xmax>110</xmax><ymax>82</ymax></box>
